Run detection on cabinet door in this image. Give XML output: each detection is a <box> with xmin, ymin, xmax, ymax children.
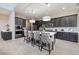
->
<box><xmin>22</xmin><ymin>20</ymin><xmax>26</xmax><ymax>27</ymax></box>
<box><xmin>54</xmin><ymin>18</ymin><xmax>61</xmax><ymax>27</ymax></box>
<box><xmin>64</xmin><ymin>32</ymin><xmax>70</xmax><ymax>41</ymax></box>
<box><xmin>60</xmin><ymin>17</ymin><xmax>65</xmax><ymax>27</ymax></box>
<box><xmin>51</xmin><ymin>19</ymin><xmax>56</xmax><ymax>27</ymax></box>
<box><xmin>64</xmin><ymin>16</ymin><xmax>70</xmax><ymax>27</ymax></box>
<box><xmin>53</xmin><ymin>18</ymin><xmax>57</xmax><ymax>27</ymax></box>
<box><xmin>51</xmin><ymin>19</ymin><xmax>54</xmax><ymax>27</ymax></box>
<box><xmin>53</xmin><ymin>14</ymin><xmax>77</xmax><ymax>27</ymax></box>
<box><xmin>63</xmin><ymin>15</ymin><xmax>77</xmax><ymax>27</ymax></box>
<box><xmin>68</xmin><ymin>15</ymin><xmax>77</xmax><ymax>27</ymax></box>
<box><xmin>56</xmin><ymin>32</ymin><xmax>63</xmax><ymax>39</ymax></box>
<box><xmin>15</xmin><ymin>17</ymin><xmax>22</xmax><ymax>25</ymax></box>
<box><xmin>69</xmin><ymin>33</ymin><xmax>78</xmax><ymax>42</ymax></box>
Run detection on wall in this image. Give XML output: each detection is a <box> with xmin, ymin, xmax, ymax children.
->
<box><xmin>0</xmin><ymin>15</ymin><xmax>9</xmax><ymax>39</ymax></box>
<box><xmin>77</xmin><ymin>11</ymin><xmax>79</xmax><ymax>42</ymax></box>
<box><xmin>26</xmin><ymin>20</ymin><xmax>31</xmax><ymax>30</ymax></box>
<box><xmin>9</xmin><ymin>11</ymin><xmax>15</xmax><ymax>40</ymax></box>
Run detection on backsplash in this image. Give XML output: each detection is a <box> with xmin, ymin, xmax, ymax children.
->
<box><xmin>45</xmin><ymin>27</ymin><xmax>78</xmax><ymax>32</ymax></box>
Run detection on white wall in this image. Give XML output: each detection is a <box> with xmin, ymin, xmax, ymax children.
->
<box><xmin>77</xmin><ymin>12</ymin><xmax>79</xmax><ymax>42</ymax></box>
<box><xmin>0</xmin><ymin>15</ymin><xmax>9</xmax><ymax>39</ymax></box>
<box><xmin>26</xmin><ymin>20</ymin><xmax>31</xmax><ymax>30</ymax></box>
<box><xmin>0</xmin><ymin>15</ymin><xmax>9</xmax><ymax>30</ymax></box>
<box><xmin>9</xmin><ymin>11</ymin><xmax>15</xmax><ymax>40</ymax></box>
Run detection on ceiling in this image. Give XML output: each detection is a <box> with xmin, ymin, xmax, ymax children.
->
<box><xmin>15</xmin><ymin>3</ymin><xmax>79</xmax><ymax>20</ymax></box>
<box><xmin>0</xmin><ymin>3</ymin><xmax>17</xmax><ymax>16</ymax></box>
<box><xmin>0</xmin><ymin>3</ymin><xmax>79</xmax><ymax>19</ymax></box>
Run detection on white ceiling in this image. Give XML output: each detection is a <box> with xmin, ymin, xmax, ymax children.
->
<box><xmin>0</xmin><ymin>3</ymin><xmax>78</xmax><ymax>18</ymax></box>
<box><xmin>0</xmin><ymin>3</ymin><xmax>78</xmax><ymax>19</ymax></box>
<box><xmin>0</xmin><ymin>3</ymin><xmax>17</xmax><ymax>16</ymax></box>
<box><xmin>15</xmin><ymin>3</ymin><xmax>79</xmax><ymax>20</ymax></box>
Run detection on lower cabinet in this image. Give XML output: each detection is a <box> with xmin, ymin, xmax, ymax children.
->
<box><xmin>69</xmin><ymin>33</ymin><xmax>78</xmax><ymax>42</ymax></box>
<box><xmin>55</xmin><ymin>32</ymin><xmax>78</xmax><ymax>42</ymax></box>
<box><xmin>1</xmin><ymin>31</ymin><xmax>12</xmax><ymax>40</ymax></box>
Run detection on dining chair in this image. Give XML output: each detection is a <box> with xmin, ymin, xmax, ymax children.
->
<box><xmin>28</xmin><ymin>31</ymin><xmax>35</xmax><ymax>46</ymax></box>
<box><xmin>23</xmin><ymin>28</ymin><xmax>28</xmax><ymax>42</ymax></box>
<box><xmin>40</xmin><ymin>32</ymin><xmax>56</xmax><ymax>55</ymax></box>
<box><xmin>33</xmin><ymin>31</ymin><xmax>41</xmax><ymax>47</ymax></box>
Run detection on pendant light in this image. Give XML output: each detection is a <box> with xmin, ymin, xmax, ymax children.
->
<box><xmin>29</xmin><ymin>19</ymin><xmax>35</xmax><ymax>23</ymax></box>
<box><xmin>42</xmin><ymin>16</ymin><xmax>51</xmax><ymax>21</ymax></box>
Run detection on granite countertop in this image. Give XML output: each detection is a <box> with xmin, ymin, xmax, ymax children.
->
<box><xmin>1</xmin><ymin>30</ymin><xmax>11</xmax><ymax>32</ymax></box>
<box><xmin>45</xmin><ymin>30</ymin><xmax>78</xmax><ymax>33</ymax></box>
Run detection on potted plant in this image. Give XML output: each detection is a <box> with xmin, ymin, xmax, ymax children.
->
<box><xmin>6</xmin><ymin>24</ymin><xmax>10</xmax><ymax>31</ymax></box>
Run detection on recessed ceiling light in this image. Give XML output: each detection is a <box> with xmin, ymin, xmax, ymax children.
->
<box><xmin>42</xmin><ymin>16</ymin><xmax>51</xmax><ymax>21</ymax></box>
<box><xmin>29</xmin><ymin>19</ymin><xmax>35</xmax><ymax>23</ymax></box>
<box><xmin>62</xmin><ymin>7</ymin><xmax>66</xmax><ymax>10</ymax></box>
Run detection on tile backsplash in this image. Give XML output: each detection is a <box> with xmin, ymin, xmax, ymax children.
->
<box><xmin>45</xmin><ymin>27</ymin><xmax>78</xmax><ymax>32</ymax></box>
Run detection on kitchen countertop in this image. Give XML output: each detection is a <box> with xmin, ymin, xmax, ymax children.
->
<box><xmin>1</xmin><ymin>30</ymin><xmax>11</xmax><ymax>32</ymax></box>
<box><xmin>45</xmin><ymin>30</ymin><xmax>78</xmax><ymax>33</ymax></box>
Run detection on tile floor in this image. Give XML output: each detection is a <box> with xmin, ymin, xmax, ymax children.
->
<box><xmin>0</xmin><ymin>37</ymin><xmax>79</xmax><ymax>55</ymax></box>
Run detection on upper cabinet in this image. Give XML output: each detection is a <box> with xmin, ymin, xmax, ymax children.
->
<box><xmin>51</xmin><ymin>14</ymin><xmax>77</xmax><ymax>27</ymax></box>
<box><xmin>15</xmin><ymin>17</ymin><xmax>26</xmax><ymax>27</ymax></box>
<box><xmin>33</xmin><ymin>14</ymin><xmax>77</xmax><ymax>30</ymax></box>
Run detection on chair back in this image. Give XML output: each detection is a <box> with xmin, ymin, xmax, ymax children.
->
<box><xmin>33</xmin><ymin>31</ymin><xmax>40</xmax><ymax>40</ymax></box>
<box><xmin>41</xmin><ymin>32</ymin><xmax>50</xmax><ymax>44</ymax></box>
<box><xmin>24</xmin><ymin>28</ymin><xmax>28</xmax><ymax>36</ymax></box>
<box><xmin>41</xmin><ymin>32</ymin><xmax>56</xmax><ymax>44</ymax></box>
<box><xmin>28</xmin><ymin>31</ymin><xmax>34</xmax><ymax>38</ymax></box>
<box><xmin>49</xmin><ymin>32</ymin><xmax>56</xmax><ymax>41</ymax></box>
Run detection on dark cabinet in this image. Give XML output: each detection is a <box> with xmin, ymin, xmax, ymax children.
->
<box><xmin>56</xmin><ymin>32</ymin><xmax>63</xmax><ymax>39</ymax></box>
<box><xmin>54</xmin><ymin>18</ymin><xmax>61</xmax><ymax>27</ymax></box>
<box><xmin>69</xmin><ymin>33</ymin><xmax>78</xmax><ymax>42</ymax></box>
<box><xmin>51</xmin><ymin>18</ymin><xmax>61</xmax><ymax>27</ymax></box>
<box><xmin>62</xmin><ymin>15</ymin><xmax>77</xmax><ymax>27</ymax></box>
<box><xmin>34</xmin><ymin>21</ymin><xmax>42</xmax><ymax>30</ymax></box>
<box><xmin>60</xmin><ymin>17</ymin><xmax>68</xmax><ymax>27</ymax></box>
<box><xmin>51</xmin><ymin>14</ymin><xmax>77</xmax><ymax>27</ymax></box>
<box><xmin>15</xmin><ymin>17</ymin><xmax>26</xmax><ymax>27</ymax></box>
<box><xmin>33</xmin><ymin>14</ymin><xmax>77</xmax><ymax>30</ymax></box>
<box><xmin>15</xmin><ymin>17</ymin><xmax>22</xmax><ymax>25</ymax></box>
<box><xmin>1</xmin><ymin>31</ymin><xmax>12</xmax><ymax>40</ymax></box>
<box><xmin>55</xmin><ymin>32</ymin><xmax>78</xmax><ymax>42</ymax></box>
<box><xmin>22</xmin><ymin>19</ymin><xmax>26</xmax><ymax>27</ymax></box>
